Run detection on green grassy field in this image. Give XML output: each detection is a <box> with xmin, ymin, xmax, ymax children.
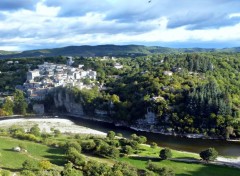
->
<box><xmin>118</xmin><ymin>157</ymin><xmax>240</xmax><ymax>176</ymax></box>
<box><xmin>0</xmin><ymin>136</ymin><xmax>66</xmax><ymax>171</ymax></box>
<box><xmin>1</xmin><ymin>135</ymin><xmax>240</xmax><ymax>176</ymax></box>
<box><xmin>116</xmin><ymin>144</ymin><xmax>240</xmax><ymax>176</ymax></box>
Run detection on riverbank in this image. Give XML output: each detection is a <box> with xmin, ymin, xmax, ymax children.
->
<box><xmin>1</xmin><ymin>115</ymin><xmax>240</xmax><ymax>156</ymax></box>
<box><xmin>65</xmin><ymin>113</ymin><xmax>240</xmax><ymax>141</ymax></box>
<box><xmin>0</xmin><ymin>118</ymin><xmax>106</xmax><ymax>136</ymax></box>
<box><xmin>1</xmin><ymin>117</ymin><xmax>240</xmax><ymax>169</ymax></box>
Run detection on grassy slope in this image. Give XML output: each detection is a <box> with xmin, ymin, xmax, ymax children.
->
<box><xmin>117</xmin><ymin>144</ymin><xmax>240</xmax><ymax>176</ymax></box>
<box><xmin>0</xmin><ymin>136</ymin><xmax>66</xmax><ymax>171</ymax></box>
<box><xmin>1</xmin><ymin>136</ymin><xmax>240</xmax><ymax>176</ymax></box>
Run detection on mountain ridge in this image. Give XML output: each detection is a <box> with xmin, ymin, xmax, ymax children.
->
<box><xmin>0</xmin><ymin>45</ymin><xmax>240</xmax><ymax>59</ymax></box>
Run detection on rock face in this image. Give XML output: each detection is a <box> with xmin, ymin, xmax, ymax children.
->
<box><xmin>53</xmin><ymin>90</ymin><xmax>84</xmax><ymax>115</ymax></box>
<box><xmin>33</xmin><ymin>104</ymin><xmax>45</xmax><ymax>114</ymax></box>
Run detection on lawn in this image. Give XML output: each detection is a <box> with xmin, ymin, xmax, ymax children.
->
<box><xmin>138</xmin><ymin>144</ymin><xmax>200</xmax><ymax>159</ymax></box>
<box><xmin>116</xmin><ymin>144</ymin><xmax>240</xmax><ymax>176</ymax></box>
<box><xmin>1</xmin><ymin>135</ymin><xmax>240</xmax><ymax>176</ymax></box>
<box><xmin>118</xmin><ymin>156</ymin><xmax>240</xmax><ymax>176</ymax></box>
<box><xmin>0</xmin><ymin>136</ymin><xmax>66</xmax><ymax>171</ymax></box>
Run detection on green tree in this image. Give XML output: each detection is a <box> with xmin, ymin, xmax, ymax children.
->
<box><xmin>22</xmin><ymin>160</ymin><xmax>39</xmax><ymax>171</ymax></box>
<box><xmin>122</xmin><ymin>145</ymin><xmax>133</xmax><ymax>155</ymax></box>
<box><xmin>199</xmin><ymin>148</ymin><xmax>218</xmax><ymax>162</ymax></box>
<box><xmin>150</xmin><ymin>142</ymin><xmax>158</xmax><ymax>148</ymax></box>
<box><xmin>2</xmin><ymin>97</ymin><xmax>14</xmax><ymax>116</ymax></box>
<box><xmin>107</xmin><ymin>131</ymin><xmax>115</xmax><ymax>140</ymax></box>
<box><xmin>13</xmin><ymin>90</ymin><xmax>27</xmax><ymax>115</ymax></box>
<box><xmin>30</xmin><ymin>125</ymin><xmax>41</xmax><ymax>137</ymax></box>
<box><xmin>62</xmin><ymin>163</ymin><xmax>83</xmax><ymax>176</ymax></box>
<box><xmin>53</xmin><ymin>129</ymin><xmax>61</xmax><ymax>137</ymax></box>
<box><xmin>160</xmin><ymin>148</ymin><xmax>172</xmax><ymax>160</ymax></box>
<box><xmin>39</xmin><ymin>160</ymin><xmax>52</xmax><ymax>170</ymax></box>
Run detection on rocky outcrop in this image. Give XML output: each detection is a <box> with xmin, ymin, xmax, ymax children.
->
<box><xmin>53</xmin><ymin>90</ymin><xmax>84</xmax><ymax>115</ymax></box>
<box><xmin>33</xmin><ymin>104</ymin><xmax>45</xmax><ymax>114</ymax></box>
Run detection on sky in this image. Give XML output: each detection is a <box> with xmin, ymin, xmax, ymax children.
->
<box><xmin>0</xmin><ymin>0</ymin><xmax>240</xmax><ymax>51</ymax></box>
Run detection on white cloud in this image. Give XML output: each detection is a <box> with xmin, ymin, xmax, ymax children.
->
<box><xmin>0</xmin><ymin>0</ymin><xmax>240</xmax><ymax>50</ymax></box>
<box><xmin>229</xmin><ymin>13</ymin><xmax>240</xmax><ymax>18</ymax></box>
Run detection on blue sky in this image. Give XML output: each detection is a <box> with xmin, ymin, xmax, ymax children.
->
<box><xmin>0</xmin><ymin>0</ymin><xmax>240</xmax><ymax>51</ymax></box>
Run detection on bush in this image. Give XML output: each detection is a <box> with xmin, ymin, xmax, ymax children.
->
<box><xmin>22</xmin><ymin>160</ymin><xmax>39</xmax><ymax>171</ymax></box>
<box><xmin>81</xmin><ymin>141</ymin><xmax>96</xmax><ymax>152</ymax></box>
<box><xmin>122</xmin><ymin>145</ymin><xmax>133</xmax><ymax>155</ymax></box>
<box><xmin>199</xmin><ymin>148</ymin><xmax>218</xmax><ymax>162</ymax></box>
<box><xmin>112</xmin><ymin>162</ymin><xmax>138</xmax><ymax>176</ymax></box>
<box><xmin>160</xmin><ymin>148</ymin><xmax>172</xmax><ymax>160</ymax></box>
<box><xmin>20</xmin><ymin>170</ymin><xmax>36</xmax><ymax>176</ymax></box>
<box><xmin>107</xmin><ymin>131</ymin><xmax>115</xmax><ymax>140</ymax></box>
<box><xmin>39</xmin><ymin>160</ymin><xmax>52</xmax><ymax>170</ymax></box>
<box><xmin>150</xmin><ymin>142</ymin><xmax>157</xmax><ymax>148</ymax></box>
<box><xmin>30</xmin><ymin>125</ymin><xmax>41</xmax><ymax>137</ymax></box>
<box><xmin>62</xmin><ymin>163</ymin><xmax>83</xmax><ymax>176</ymax></box>
<box><xmin>0</xmin><ymin>170</ymin><xmax>11</xmax><ymax>176</ymax></box>
<box><xmin>147</xmin><ymin>161</ymin><xmax>175</xmax><ymax>176</ymax></box>
<box><xmin>116</xmin><ymin>133</ymin><xmax>123</xmax><ymax>137</ymax></box>
<box><xmin>66</xmin><ymin>147</ymin><xmax>85</xmax><ymax>166</ymax></box>
<box><xmin>65</xmin><ymin>141</ymin><xmax>82</xmax><ymax>152</ymax></box>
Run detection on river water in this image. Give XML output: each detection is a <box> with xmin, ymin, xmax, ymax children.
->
<box><xmin>69</xmin><ymin>116</ymin><xmax>240</xmax><ymax>157</ymax></box>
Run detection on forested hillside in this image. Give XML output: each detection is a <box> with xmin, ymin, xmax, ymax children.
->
<box><xmin>1</xmin><ymin>52</ymin><xmax>239</xmax><ymax>139</ymax></box>
<box><xmin>45</xmin><ymin>52</ymin><xmax>240</xmax><ymax>139</ymax></box>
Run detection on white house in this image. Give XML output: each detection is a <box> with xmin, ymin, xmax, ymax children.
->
<box><xmin>163</xmin><ymin>71</ymin><xmax>173</xmax><ymax>76</ymax></box>
<box><xmin>114</xmin><ymin>63</ymin><xmax>123</xmax><ymax>69</ymax></box>
<box><xmin>27</xmin><ymin>70</ymin><xmax>40</xmax><ymax>81</ymax></box>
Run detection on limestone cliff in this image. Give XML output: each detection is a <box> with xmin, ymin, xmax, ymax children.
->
<box><xmin>53</xmin><ymin>90</ymin><xmax>84</xmax><ymax>115</ymax></box>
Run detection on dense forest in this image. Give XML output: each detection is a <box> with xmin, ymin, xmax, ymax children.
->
<box><xmin>0</xmin><ymin>52</ymin><xmax>240</xmax><ymax>139</ymax></box>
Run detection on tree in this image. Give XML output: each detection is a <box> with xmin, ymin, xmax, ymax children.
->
<box><xmin>2</xmin><ymin>97</ymin><xmax>14</xmax><ymax>116</ymax></box>
<box><xmin>53</xmin><ymin>129</ymin><xmax>61</xmax><ymax>137</ymax></box>
<box><xmin>13</xmin><ymin>90</ymin><xmax>27</xmax><ymax>115</ymax></box>
<box><xmin>22</xmin><ymin>160</ymin><xmax>39</xmax><ymax>171</ymax></box>
<box><xmin>39</xmin><ymin>160</ymin><xmax>52</xmax><ymax>170</ymax></box>
<box><xmin>150</xmin><ymin>142</ymin><xmax>157</xmax><ymax>148</ymax></box>
<box><xmin>66</xmin><ymin>147</ymin><xmax>85</xmax><ymax>166</ymax></box>
<box><xmin>107</xmin><ymin>131</ymin><xmax>115</xmax><ymax>140</ymax></box>
<box><xmin>122</xmin><ymin>145</ymin><xmax>133</xmax><ymax>155</ymax></box>
<box><xmin>147</xmin><ymin>161</ymin><xmax>175</xmax><ymax>176</ymax></box>
<box><xmin>160</xmin><ymin>148</ymin><xmax>172</xmax><ymax>160</ymax></box>
<box><xmin>30</xmin><ymin>125</ymin><xmax>41</xmax><ymax>137</ymax></box>
<box><xmin>225</xmin><ymin>126</ymin><xmax>234</xmax><ymax>139</ymax></box>
<box><xmin>62</xmin><ymin>163</ymin><xmax>83</xmax><ymax>176</ymax></box>
<box><xmin>199</xmin><ymin>148</ymin><xmax>218</xmax><ymax>162</ymax></box>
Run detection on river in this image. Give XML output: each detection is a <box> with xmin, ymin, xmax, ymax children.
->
<box><xmin>1</xmin><ymin>116</ymin><xmax>239</xmax><ymax>157</ymax></box>
<box><xmin>69</xmin><ymin>116</ymin><xmax>240</xmax><ymax>157</ymax></box>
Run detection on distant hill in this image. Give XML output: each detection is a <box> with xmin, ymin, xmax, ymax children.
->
<box><xmin>0</xmin><ymin>45</ymin><xmax>239</xmax><ymax>59</ymax></box>
<box><xmin>0</xmin><ymin>50</ymin><xmax>19</xmax><ymax>55</ymax></box>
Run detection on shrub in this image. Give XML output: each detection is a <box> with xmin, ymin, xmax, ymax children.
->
<box><xmin>22</xmin><ymin>160</ymin><xmax>39</xmax><ymax>171</ymax></box>
<box><xmin>147</xmin><ymin>161</ymin><xmax>175</xmax><ymax>176</ymax></box>
<box><xmin>199</xmin><ymin>148</ymin><xmax>218</xmax><ymax>162</ymax></box>
<box><xmin>107</xmin><ymin>131</ymin><xmax>115</xmax><ymax>140</ymax></box>
<box><xmin>159</xmin><ymin>148</ymin><xmax>172</xmax><ymax>160</ymax></box>
<box><xmin>122</xmin><ymin>145</ymin><xmax>133</xmax><ymax>155</ymax></box>
<box><xmin>150</xmin><ymin>142</ymin><xmax>157</xmax><ymax>148</ymax></box>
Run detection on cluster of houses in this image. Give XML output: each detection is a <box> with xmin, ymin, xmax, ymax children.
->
<box><xmin>22</xmin><ymin>58</ymin><xmax>97</xmax><ymax>101</ymax></box>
